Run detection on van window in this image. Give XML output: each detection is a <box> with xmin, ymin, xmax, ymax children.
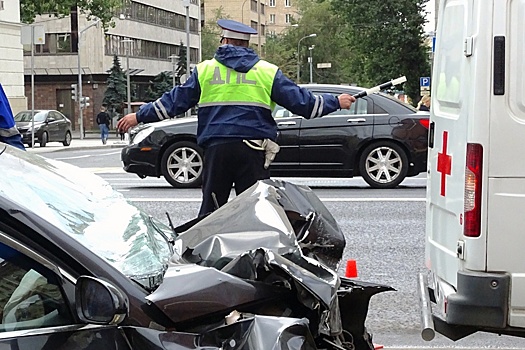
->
<box><xmin>435</xmin><ymin>3</ymin><xmax>465</xmax><ymax>109</ymax></box>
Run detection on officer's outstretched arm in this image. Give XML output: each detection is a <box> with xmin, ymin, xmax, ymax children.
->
<box><xmin>136</xmin><ymin>70</ymin><xmax>202</xmax><ymax>124</ymax></box>
<box><xmin>270</xmin><ymin>70</ymin><xmax>342</xmax><ymax>119</ymax></box>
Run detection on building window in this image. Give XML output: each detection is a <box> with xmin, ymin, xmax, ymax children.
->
<box><xmin>285</xmin><ymin>14</ymin><xmax>292</xmax><ymax>23</ymax></box>
<box><xmin>268</xmin><ymin>31</ymin><xmax>276</xmax><ymax>38</ymax></box>
<box><xmin>24</xmin><ymin>33</ymin><xmax>73</xmax><ymax>54</ymax></box>
<box><xmin>285</xmin><ymin>0</ymin><xmax>291</xmax><ymax>7</ymax></box>
<box><xmin>269</xmin><ymin>0</ymin><xmax>275</xmax><ymax>7</ymax></box>
<box><xmin>260</xmin><ymin>24</ymin><xmax>265</xmax><ymax>35</ymax></box>
<box><xmin>251</xmin><ymin>0</ymin><xmax>257</xmax><ymax>12</ymax></box>
<box><xmin>261</xmin><ymin>3</ymin><xmax>265</xmax><ymax>15</ymax></box>
<box><xmin>250</xmin><ymin>21</ymin><xmax>257</xmax><ymax>32</ymax></box>
<box><xmin>269</xmin><ymin>14</ymin><xmax>275</xmax><ymax>24</ymax></box>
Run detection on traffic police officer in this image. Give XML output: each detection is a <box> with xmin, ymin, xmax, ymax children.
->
<box><xmin>117</xmin><ymin>19</ymin><xmax>355</xmax><ymax>217</ymax></box>
<box><xmin>0</xmin><ymin>83</ymin><xmax>25</xmax><ymax>151</ymax></box>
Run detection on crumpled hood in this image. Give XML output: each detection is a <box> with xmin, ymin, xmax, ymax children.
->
<box><xmin>214</xmin><ymin>45</ymin><xmax>260</xmax><ymax>73</ymax></box>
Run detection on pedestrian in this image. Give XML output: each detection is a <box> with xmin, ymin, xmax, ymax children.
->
<box><xmin>0</xmin><ymin>83</ymin><xmax>25</xmax><ymax>151</ymax></box>
<box><xmin>116</xmin><ymin>114</ymin><xmax>126</xmax><ymax>141</ymax></box>
<box><xmin>417</xmin><ymin>95</ymin><xmax>431</xmax><ymax>111</ymax></box>
<box><xmin>96</xmin><ymin>106</ymin><xmax>111</xmax><ymax>144</ymax></box>
<box><xmin>117</xmin><ymin>19</ymin><xmax>356</xmax><ymax>217</ymax></box>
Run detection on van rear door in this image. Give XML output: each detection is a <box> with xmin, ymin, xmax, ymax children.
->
<box><xmin>426</xmin><ymin>0</ymin><xmax>490</xmax><ymax>292</ymax></box>
<box><xmin>486</xmin><ymin>0</ymin><xmax>525</xmax><ymax>328</ymax></box>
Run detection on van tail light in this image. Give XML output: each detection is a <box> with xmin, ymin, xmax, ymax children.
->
<box><xmin>419</xmin><ymin>119</ymin><xmax>430</xmax><ymax>129</ymax></box>
<box><xmin>464</xmin><ymin>143</ymin><xmax>483</xmax><ymax>237</ymax></box>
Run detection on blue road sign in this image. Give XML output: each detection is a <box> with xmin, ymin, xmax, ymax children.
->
<box><xmin>420</xmin><ymin>77</ymin><xmax>431</xmax><ymax>87</ymax></box>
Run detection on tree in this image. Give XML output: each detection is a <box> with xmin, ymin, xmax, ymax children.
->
<box><xmin>292</xmin><ymin>0</ymin><xmax>355</xmax><ymax>84</ymax></box>
<box><xmin>200</xmin><ymin>8</ymin><xmax>231</xmax><ymax>60</ymax></box>
<box><xmin>20</xmin><ymin>0</ymin><xmax>121</xmax><ymax>27</ymax></box>
<box><xmin>103</xmin><ymin>55</ymin><xmax>127</xmax><ymax>116</ymax></box>
<box><xmin>145</xmin><ymin>71</ymin><xmax>173</xmax><ymax>102</ymax></box>
<box><xmin>330</xmin><ymin>0</ymin><xmax>431</xmax><ymax>102</ymax></box>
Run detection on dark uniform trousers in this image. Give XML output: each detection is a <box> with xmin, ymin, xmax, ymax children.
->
<box><xmin>198</xmin><ymin>140</ymin><xmax>270</xmax><ymax>217</ymax></box>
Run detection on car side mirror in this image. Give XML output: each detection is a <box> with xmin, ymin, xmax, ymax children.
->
<box><xmin>75</xmin><ymin>276</ymin><xmax>129</xmax><ymax>325</ymax></box>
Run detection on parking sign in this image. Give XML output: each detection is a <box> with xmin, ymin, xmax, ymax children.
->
<box><xmin>420</xmin><ymin>77</ymin><xmax>431</xmax><ymax>87</ymax></box>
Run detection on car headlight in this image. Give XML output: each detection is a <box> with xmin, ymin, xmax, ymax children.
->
<box><xmin>131</xmin><ymin>126</ymin><xmax>154</xmax><ymax>145</ymax></box>
<box><xmin>27</xmin><ymin>125</ymin><xmax>41</xmax><ymax>133</ymax></box>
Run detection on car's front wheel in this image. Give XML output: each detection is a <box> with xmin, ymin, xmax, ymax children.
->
<box><xmin>40</xmin><ymin>132</ymin><xmax>48</xmax><ymax>147</ymax></box>
<box><xmin>359</xmin><ymin>141</ymin><xmax>409</xmax><ymax>189</ymax></box>
<box><xmin>161</xmin><ymin>141</ymin><xmax>204</xmax><ymax>188</ymax></box>
<box><xmin>63</xmin><ymin>131</ymin><xmax>72</xmax><ymax>146</ymax></box>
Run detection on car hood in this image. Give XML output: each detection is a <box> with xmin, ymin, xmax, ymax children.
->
<box><xmin>142</xmin><ymin>117</ymin><xmax>198</xmax><ymax>130</ymax></box>
<box><xmin>0</xmin><ymin>145</ymin><xmax>173</xmax><ymax>290</ymax></box>
<box><xmin>148</xmin><ymin>180</ymin><xmax>346</xmax><ymax>324</ymax></box>
<box><xmin>146</xmin><ymin>179</ymin><xmax>393</xmax><ymax>347</ymax></box>
<box><xmin>16</xmin><ymin>121</ymin><xmax>44</xmax><ymax>128</ymax></box>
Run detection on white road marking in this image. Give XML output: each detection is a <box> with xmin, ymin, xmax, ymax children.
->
<box><xmin>56</xmin><ymin>151</ymin><xmax>121</xmax><ymax>160</ymax></box>
<box><xmin>126</xmin><ymin>197</ymin><xmax>425</xmax><ymax>202</ymax></box>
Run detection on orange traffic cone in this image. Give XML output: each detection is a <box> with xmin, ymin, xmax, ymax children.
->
<box><xmin>345</xmin><ymin>259</ymin><xmax>358</xmax><ymax>278</ymax></box>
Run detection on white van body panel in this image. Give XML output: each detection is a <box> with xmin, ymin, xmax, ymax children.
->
<box><xmin>425</xmin><ymin>0</ymin><xmax>525</xmax><ymax>333</ymax></box>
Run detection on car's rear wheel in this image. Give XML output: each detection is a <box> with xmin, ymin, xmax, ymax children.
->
<box><xmin>359</xmin><ymin>141</ymin><xmax>408</xmax><ymax>189</ymax></box>
<box><xmin>63</xmin><ymin>131</ymin><xmax>72</xmax><ymax>146</ymax></box>
<box><xmin>40</xmin><ymin>132</ymin><xmax>48</xmax><ymax>147</ymax></box>
<box><xmin>161</xmin><ymin>141</ymin><xmax>203</xmax><ymax>188</ymax></box>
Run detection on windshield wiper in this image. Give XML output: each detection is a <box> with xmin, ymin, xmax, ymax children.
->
<box><xmin>148</xmin><ymin>215</ymin><xmax>175</xmax><ymax>255</ymax></box>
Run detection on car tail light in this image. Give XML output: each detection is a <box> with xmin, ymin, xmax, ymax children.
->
<box><xmin>464</xmin><ymin>143</ymin><xmax>483</xmax><ymax>237</ymax></box>
<box><xmin>419</xmin><ymin>119</ymin><xmax>430</xmax><ymax>129</ymax></box>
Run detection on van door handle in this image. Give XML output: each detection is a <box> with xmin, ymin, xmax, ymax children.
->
<box><xmin>277</xmin><ymin>121</ymin><xmax>296</xmax><ymax>126</ymax></box>
<box><xmin>347</xmin><ymin>118</ymin><xmax>366</xmax><ymax>123</ymax></box>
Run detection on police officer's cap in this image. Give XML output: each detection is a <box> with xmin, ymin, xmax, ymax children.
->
<box><xmin>217</xmin><ymin>19</ymin><xmax>257</xmax><ymax>41</ymax></box>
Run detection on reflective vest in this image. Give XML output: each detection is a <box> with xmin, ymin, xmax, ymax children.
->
<box><xmin>197</xmin><ymin>58</ymin><xmax>278</xmax><ymax>111</ymax></box>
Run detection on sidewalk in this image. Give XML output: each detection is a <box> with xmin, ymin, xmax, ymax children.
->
<box><xmin>26</xmin><ymin>130</ymin><xmax>128</xmax><ymax>154</ymax></box>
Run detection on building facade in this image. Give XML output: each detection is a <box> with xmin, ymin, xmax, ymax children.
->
<box><xmin>0</xmin><ymin>0</ymin><xmax>26</xmax><ymax>114</ymax></box>
<box><xmin>201</xmin><ymin>0</ymin><xmax>299</xmax><ymax>52</ymax></box>
<box><xmin>265</xmin><ymin>0</ymin><xmax>299</xmax><ymax>37</ymax></box>
<box><xmin>23</xmin><ymin>0</ymin><xmax>201</xmax><ymax>132</ymax></box>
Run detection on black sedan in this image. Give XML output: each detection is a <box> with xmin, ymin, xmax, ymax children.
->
<box><xmin>14</xmin><ymin>110</ymin><xmax>72</xmax><ymax>147</ymax></box>
<box><xmin>121</xmin><ymin>84</ymin><xmax>429</xmax><ymax>189</ymax></box>
<box><xmin>0</xmin><ymin>144</ymin><xmax>391</xmax><ymax>349</ymax></box>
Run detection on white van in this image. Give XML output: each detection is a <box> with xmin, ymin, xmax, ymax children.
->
<box><xmin>419</xmin><ymin>0</ymin><xmax>525</xmax><ymax>341</ymax></box>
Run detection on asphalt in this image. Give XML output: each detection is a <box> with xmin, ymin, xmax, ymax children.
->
<box><xmin>25</xmin><ymin>130</ymin><xmax>128</xmax><ymax>154</ymax></box>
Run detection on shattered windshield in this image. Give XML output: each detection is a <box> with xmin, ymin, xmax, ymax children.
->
<box><xmin>0</xmin><ymin>147</ymin><xmax>172</xmax><ymax>290</ymax></box>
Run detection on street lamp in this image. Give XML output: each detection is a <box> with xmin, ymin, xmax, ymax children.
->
<box><xmin>77</xmin><ymin>17</ymin><xmax>101</xmax><ymax>139</ymax></box>
<box><xmin>168</xmin><ymin>54</ymin><xmax>179</xmax><ymax>88</ymax></box>
<box><xmin>121</xmin><ymin>39</ymin><xmax>133</xmax><ymax>115</ymax></box>
<box><xmin>241</xmin><ymin>0</ymin><xmax>248</xmax><ymax>23</ymax></box>
<box><xmin>296</xmin><ymin>33</ymin><xmax>316</xmax><ymax>82</ymax></box>
<box><xmin>308</xmin><ymin>45</ymin><xmax>315</xmax><ymax>84</ymax></box>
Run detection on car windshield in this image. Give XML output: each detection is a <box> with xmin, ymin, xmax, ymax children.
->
<box><xmin>0</xmin><ymin>147</ymin><xmax>173</xmax><ymax>290</ymax></box>
<box><xmin>14</xmin><ymin>111</ymin><xmax>47</xmax><ymax>122</ymax></box>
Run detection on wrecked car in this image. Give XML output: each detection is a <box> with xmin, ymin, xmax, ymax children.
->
<box><xmin>0</xmin><ymin>143</ymin><xmax>393</xmax><ymax>349</ymax></box>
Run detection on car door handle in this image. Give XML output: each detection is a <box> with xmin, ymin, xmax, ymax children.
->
<box><xmin>347</xmin><ymin>118</ymin><xmax>366</xmax><ymax>123</ymax></box>
<box><xmin>277</xmin><ymin>121</ymin><xmax>297</xmax><ymax>126</ymax></box>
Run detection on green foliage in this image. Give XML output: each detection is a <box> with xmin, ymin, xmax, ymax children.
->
<box><xmin>20</xmin><ymin>0</ymin><xmax>121</xmax><ymax>28</ymax></box>
<box><xmin>330</xmin><ymin>0</ymin><xmax>431</xmax><ymax>101</ymax></box>
<box><xmin>290</xmin><ymin>0</ymin><xmax>355</xmax><ymax>84</ymax></box>
<box><xmin>201</xmin><ymin>8</ymin><xmax>230</xmax><ymax>60</ymax></box>
<box><xmin>145</xmin><ymin>72</ymin><xmax>173</xmax><ymax>102</ymax></box>
<box><xmin>103</xmin><ymin>55</ymin><xmax>127</xmax><ymax>115</ymax></box>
